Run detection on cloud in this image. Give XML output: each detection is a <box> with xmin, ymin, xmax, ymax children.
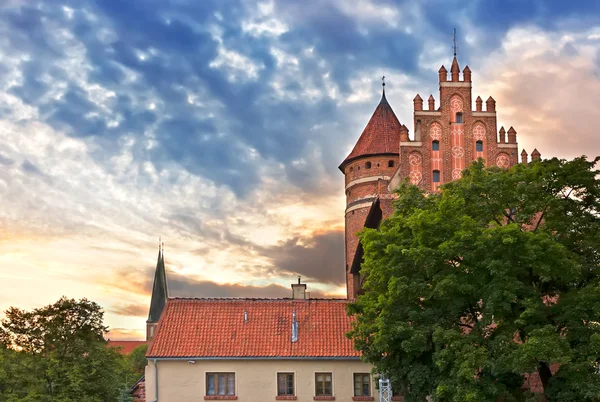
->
<box><xmin>109</xmin><ymin>303</ymin><xmax>148</xmax><ymax>317</ymax></box>
<box><xmin>476</xmin><ymin>26</ymin><xmax>600</xmax><ymax>161</ymax></box>
<box><xmin>259</xmin><ymin>229</ymin><xmax>345</xmax><ymax>285</ymax></box>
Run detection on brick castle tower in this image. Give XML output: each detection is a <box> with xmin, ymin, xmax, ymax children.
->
<box><xmin>340</xmin><ymin>53</ymin><xmax>540</xmax><ymax>299</ymax></box>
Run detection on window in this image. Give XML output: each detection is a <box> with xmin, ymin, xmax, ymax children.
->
<box><xmin>456</xmin><ymin>112</ymin><xmax>463</xmax><ymax>123</ymax></box>
<box><xmin>365</xmin><ymin>161</ymin><xmax>371</xmax><ymax>169</ymax></box>
<box><xmin>388</xmin><ymin>160</ymin><xmax>394</xmax><ymax>168</ymax></box>
<box><xmin>433</xmin><ymin>170</ymin><xmax>440</xmax><ymax>183</ymax></box>
<box><xmin>315</xmin><ymin>372</ymin><xmax>333</xmax><ymax>396</ymax></box>
<box><xmin>354</xmin><ymin>373</ymin><xmax>371</xmax><ymax>397</ymax></box>
<box><xmin>432</xmin><ymin>140</ymin><xmax>439</xmax><ymax>151</ymax></box>
<box><xmin>278</xmin><ymin>373</ymin><xmax>294</xmax><ymax>396</ymax></box>
<box><xmin>476</xmin><ymin>140</ymin><xmax>483</xmax><ymax>152</ymax></box>
<box><xmin>206</xmin><ymin>373</ymin><xmax>235</xmax><ymax>396</ymax></box>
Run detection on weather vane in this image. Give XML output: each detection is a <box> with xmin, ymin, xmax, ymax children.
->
<box><xmin>453</xmin><ymin>28</ymin><xmax>458</xmax><ymax>57</ymax></box>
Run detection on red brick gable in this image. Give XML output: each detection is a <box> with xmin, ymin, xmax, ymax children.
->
<box><xmin>339</xmin><ymin>92</ymin><xmax>402</xmax><ymax>170</ymax></box>
<box><xmin>146</xmin><ymin>298</ymin><xmax>359</xmax><ymax>359</ymax></box>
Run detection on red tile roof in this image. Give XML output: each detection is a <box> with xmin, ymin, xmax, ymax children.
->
<box><xmin>108</xmin><ymin>340</ymin><xmax>147</xmax><ymax>355</ymax></box>
<box><xmin>339</xmin><ymin>91</ymin><xmax>402</xmax><ymax>170</ymax></box>
<box><xmin>146</xmin><ymin>298</ymin><xmax>359</xmax><ymax>359</ymax></box>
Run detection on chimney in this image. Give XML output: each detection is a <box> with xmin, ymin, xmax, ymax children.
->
<box><xmin>291</xmin><ymin>276</ymin><xmax>307</xmax><ymax>299</ymax></box>
<box><xmin>291</xmin><ymin>311</ymin><xmax>299</xmax><ymax>343</ymax></box>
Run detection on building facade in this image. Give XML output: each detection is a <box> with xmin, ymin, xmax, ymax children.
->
<box><xmin>340</xmin><ymin>55</ymin><xmax>539</xmax><ymax>299</ymax></box>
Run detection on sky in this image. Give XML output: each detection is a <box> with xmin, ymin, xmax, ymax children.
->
<box><xmin>1</xmin><ymin>0</ymin><xmax>600</xmax><ymax>340</ymax></box>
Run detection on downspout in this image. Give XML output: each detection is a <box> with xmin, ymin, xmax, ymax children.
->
<box><xmin>153</xmin><ymin>359</ymin><xmax>159</xmax><ymax>402</ymax></box>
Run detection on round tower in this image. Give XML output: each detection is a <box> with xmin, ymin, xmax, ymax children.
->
<box><xmin>338</xmin><ymin>87</ymin><xmax>401</xmax><ymax>299</ymax></box>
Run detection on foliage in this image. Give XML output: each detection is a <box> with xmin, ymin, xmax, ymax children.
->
<box><xmin>347</xmin><ymin>157</ymin><xmax>600</xmax><ymax>402</ymax></box>
<box><xmin>127</xmin><ymin>343</ymin><xmax>149</xmax><ymax>378</ymax></box>
<box><xmin>0</xmin><ymin>297</ymin><xmax>132</xmax><ymax>401</ymax></box>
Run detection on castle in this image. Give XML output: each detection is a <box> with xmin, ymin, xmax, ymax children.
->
<box><xmin>340</xmin><ymin>53</ymin><xmax>539</xmax><ymax>299</ymax></box>
<box><xmin>141</xmin><ymin>53</ymin><xmax>541</xmax><ymax>401</ymax></box>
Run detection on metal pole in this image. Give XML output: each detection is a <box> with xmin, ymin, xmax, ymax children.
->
<box><xmin>379</xmin><ymin>374</ymin><xmax>391</xmax><ymax>402</ymax></box>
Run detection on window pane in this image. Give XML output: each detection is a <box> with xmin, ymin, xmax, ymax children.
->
<box><xmin>278</xmin><ymin>374</ymin><xmax>285</xmax><ymax>395</ymax></box>
<box><xmin>287</xmin><ymin>374</ymin><xmax>294</xmax><ymax>395</ymax></box>
<box><xmin>432</xmin><ymin>141</ymin><xmax>439</xmax><ymax>151</ymax></box>
<box><xmin>207</xmin><ymin>375</ymin><xmax>215</xmax><ymax>395</ymax></box>
<box><xmin>218</xmin><ymin>375</ymin><xmax>226</xmax><ymax>395</ymax></box>
<box><xmin>476</xmin><ymin>141</ymin><xmax>483</xmax><ymax>152</ymax></box>
<box><xmin>433</xmin><ymin>170</ymin><xmax>440</xmax><ymax>183</ymax></box>
<box><xmin>227</xmin><ymin>375</ymin><xmax>235</xmax><ymax>395</ymax></box>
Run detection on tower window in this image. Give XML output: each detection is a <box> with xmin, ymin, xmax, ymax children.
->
<box><xmin>349</xmin><ymin>167</ymin><xmax>353</xmax><ymax>172</ymax></box>
<box><xmin>476</xmin><ymin>140</ymin><xmax>483</xmax><ymax>152</ymax></box>
<box><xmin>365</xmin><ymin>161</ymin><xmax>371</xmax><ymax>169</ymax></box>
<box><xmin>433</xmin><ymin>170</ymin><xmax>440</xmax><ymax>183</ymax></box>
<box><xmin>456</xmin><ymin>112</ymin><xmax>464</xmax><ymax>123</ymax></box>
<box><xmin>388</xmin><ymin>160</ymin><xmax>394</xmax><ymax>168</ymax></box>
<box><xmin>432</xmin><ymin>140</ymin><xmax>440</xmax><ymax>151</ymax></box>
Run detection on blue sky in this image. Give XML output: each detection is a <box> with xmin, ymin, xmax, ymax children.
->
<box><xmin>1</xmin><ymin>0</ymin><xmax>600</xmax><ymax>339</ymax></box>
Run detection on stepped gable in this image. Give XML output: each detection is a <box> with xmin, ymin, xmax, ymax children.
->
<box><xmin>339</xmin><ymin>90</ymin><xmax>402</xmax><ymax>171</ymax></box>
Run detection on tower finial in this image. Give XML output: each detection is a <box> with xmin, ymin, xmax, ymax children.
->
<box><xmin>382</xmin><ymin>75</ymin><xmax>385</xmax><ymax>88</ymax></box>
<box><xmin>159</xmin><ymin>236</ymin><xmax>162</xmax><ymax>252</ymax></box>
<box><xmin>453</xmin><ymin>28</ymin><xmax>457</xmax><ymax>57</ymax></box>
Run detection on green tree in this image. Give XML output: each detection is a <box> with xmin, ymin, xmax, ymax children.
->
<box><xmin>347</xmin><ymin>157</ymin><xmax>600</xmax><ymax>402</ymax></box>
<box><xmin>0</xmin><ymin>297</ymin><xmax>130</xmax><ymax>401</ymax></box>
<box><xmin>127</xmin><ymin>343</ymin><xmax>149</xmax><ymax>379</ymax></box>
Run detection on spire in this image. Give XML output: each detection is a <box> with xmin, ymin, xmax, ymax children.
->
<box><xmin>438</xmin><ymin>65</ymin><xmax>447</xmax><ymax>82</ymax></box>
<box><xmin>507</xmin><ymin>126</ymin><xmax>517</xmax><ymax>144</ymax></box>
<box><xmin>148</xmin><ymin>240</ymin><xmax>169</xmax><ymax>324</ymax></box>
<box><xmin>463</xmin><ymin>65</ymin><xmax>471</xmax><ymax>82</ymax></box>
<box><xmin>450</xmin><ymin>57</ymin><xmax>460</xmax><ymax>82</ymax></box>
<box><xmin>428</xmin><ymin>94</ymin><xmax>435</xmax><ymax>110</ymax></box>
<box><xmin>339</xmin><ymin>79</ymin><xmax>403</xmax><ymax>171</ymax></box>
<box><xmin>531</xmin><ymin>148</ymin><xmax>541</xmax><ymax>161</ymax></box>
<box><xmin>499</xmin><ymin>126</ymin><xmax>506</xmax><ymax>143</ymax></box>
<box><xmin>453</xmin><ymin>28</ymin><xmax>458</xmax><ymax>57</ymax></box>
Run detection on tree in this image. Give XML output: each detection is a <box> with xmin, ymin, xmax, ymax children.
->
<box><xmin>0</xmin><ymin>297</ymin><xmax>130</xmax><ymax>401</ymax></box>
<box><xmin>347</xmin><ymin>157</ymin><xmax>600</xmax><ymax>402</ymax></box>
<box><xmin>127</xmin><ymin>343</ymin><xmax>149</xmax><ymax>379</ymax></box>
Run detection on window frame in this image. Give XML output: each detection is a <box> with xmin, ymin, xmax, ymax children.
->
<box><xmin>314</xmin><ymin>372</ymin><xmax>334</xmax><ymax>397</ymax></box>
<box><xmin>388</xmin><ymin>160</ymin><xmax>394</xmax><ymax>168</ymax></box>
<box><xmin>456</xmin><ymin>112</ymin><xmax>464</xmax><ymax>123</ymax></box>
<box><xmin>277</xmin><ymin>372</ymin><xmax>295</xmax><ymax>397</ymax></box>
<box><xmin>206</xmin><ymin>372</ymin><xmax>236</xmax><ymax>396</ymax></box>
<box><xmin>432</xmin><ymin>170</ymin><xmax>440</xmax><ymax>183</ymax></box>
<box><xmin>476</xmin><ymin>140</ymin><xmax>483</xmax><ymax>152</ymax></box>
<box><xmin>432</xmin><ymin>140</ymin><xmax>440</xmax><ymax>151</ymax></box>
<box><xmin>365</xmin><ymin>161</ymin><xmax>372</xmax><ymax>169</ymax></box>
<box><xmin>353</xmin><ymin>373</ymin><xmax>371</xmax><ymax>397</ymax></box>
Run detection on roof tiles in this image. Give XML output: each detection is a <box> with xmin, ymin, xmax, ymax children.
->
<box><xmin>339</xmin><ymin>91</ymin><xmax>402</xmax><ymax>170</ymax></box>
<box><xmin>146</xmin><ymin>298</ymin><xmax>359</xmax><ymax>359</ymax></box>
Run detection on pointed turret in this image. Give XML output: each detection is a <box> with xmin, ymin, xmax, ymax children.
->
<box><xmin>339</xmin><ymin>87</ymin><xmax>402</xmax><ymax>171</ymax></box>
<box><xmin>486</xmin><ymin>96</ymin><xmax>496</xmax><ymax>112</ymax></box>
<box><xmin>400</xmin><ymin>124</ymin><xmax>409</xmax><ymax>142</ymax></box>
<box><xmin>507</xmin><ymin>126</ymin><xmax>517</xmax><ymax>143</ymax></box>
<box><xmin>521</xmin><ymin>149</ymin><xmax>529</xmax><ymax>164</ymax></box>
<box><xmin>428</xmin><ymin>94</ymin><xmax>435</xmax><ymax>111</ymax></box>
<box><xmin>450</xmin><ymin>57</ymin><xmax>460</xmax><ymax>82</ymax></box>
<box><xmin>499</xmin><ymin>126</ymin><xmax>506</xmax><ymax>143</ymax></box>
<box><xmin>147</xmin><ymin>243</ymin><xmax>169</xmax><ymax>341</ymax></box>
<box><xmin>413</xmin><ymin>94</ymin><xmax>423</xmax><ymax>111</ymax></box>
<box><xmin>475</xmin><ymin>96</ymin><xmax>483</xmax><ymax>112</ymax></box>
<box><xmin>531</xmin><ymin>148</ymin><xmax>541</xmax><ymax>161</ymax></box>
<box><xmin>463</xmin><ymin>65</ymin><xmax>471</xmax><ymax>82</ymax></box>
<box><xmin>438</xmin><ymin>65</ymin><xmax>447</xmax><ymax>82</ymax></box>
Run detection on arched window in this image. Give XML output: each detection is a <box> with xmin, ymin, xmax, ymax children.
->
<box><xmin>388</xmin><ymin>160</ymin><xmax>394</xmax><ymax>168</ymax></box>
<box><xmin>432</xmin><ymin>140</ymin><xmax>440</xmax><ymax>151</ymax></box>
<box><xmin>433</xmin><ymin>170</ymin><xmax>440</xmax><ymax>183</ymax></box>
<box><xmin>365</xmin><ymin>161</ymin><xmax>371</xmax><ymax>169</ymax></box>
<box><xmin>476</xmin><ymin>141</ymin><xmax>483</xmax><ymax>152</ymax></box>
<box><xmin>456</xmin><ymin>112</ymin><xmax>463</xmax><ymax>123</ymax></box>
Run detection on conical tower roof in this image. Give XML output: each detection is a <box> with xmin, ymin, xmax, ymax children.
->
<box><xmin>339</xmin><ymin>90</ymin><xmax>402</xmax><ymax>171</ymax></box>
<box><xmin>148</xmin><ymin>246</ymin><xmax>168</xmax><ymax>323</ymax></box>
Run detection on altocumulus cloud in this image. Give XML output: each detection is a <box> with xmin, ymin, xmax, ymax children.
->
<box><xmin>1</xmin><ymin>0</ymin><xmax>600</xmax><ymax>336</ymax></box>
